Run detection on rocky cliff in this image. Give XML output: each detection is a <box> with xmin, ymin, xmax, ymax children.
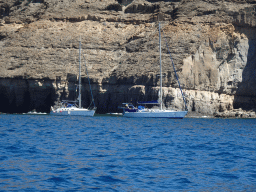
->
<box><xmin>0</xmin><ymin>0</ymin><xmax>256</xmax><ymax>117</ymax></box>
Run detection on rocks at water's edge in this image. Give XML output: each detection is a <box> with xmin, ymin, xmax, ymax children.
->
<box><xmin>0</xmin><ymin>0</ymin><xmax>256</xmax><ymax>117</ymax></box>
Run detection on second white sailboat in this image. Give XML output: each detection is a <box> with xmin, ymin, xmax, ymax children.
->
<box><xmin>122</xmin><ymin>22</ymin><xmax>188</xmax><ymax>118</ymax></box>
<box><xmin>50</xmin><ymin>38</ymin><xmax>96</xmax><ymax>116</ymax></box>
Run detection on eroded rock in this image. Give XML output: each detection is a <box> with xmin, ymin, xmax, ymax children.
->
<box><xmin>0</xmin><ymin>0</ymin><xmax>256</xmax><ymax>115</ymax></box>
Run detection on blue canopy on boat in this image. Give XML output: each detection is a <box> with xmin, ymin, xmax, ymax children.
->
<box><xmin>138</xmin><ymin>106</ymin><xmax>145</xmax><ymax>110</ymax></box>
<box><xmin>67</xmin><ymin>104</ymin><xmax>75</xmax><ymax>108</ymax></box>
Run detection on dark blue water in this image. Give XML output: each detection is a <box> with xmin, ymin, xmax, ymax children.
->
<box><xmin>0</xmin><ymin>115</ymin><xmax>255</xmax><ymax>191</ymax></box>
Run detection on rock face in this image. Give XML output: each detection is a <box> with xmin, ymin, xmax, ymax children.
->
<box><xmin>0</xmin><ymin>0</ymin><xmax>256</xmax><ymax>116</ymax></box>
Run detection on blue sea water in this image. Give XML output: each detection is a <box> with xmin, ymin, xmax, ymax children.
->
<box><xmin>0</xmin><ymin>115</ymin><xmax>255</xmax><ymax>192</ymax></box>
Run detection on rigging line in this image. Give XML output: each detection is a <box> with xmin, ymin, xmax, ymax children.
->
<box><xmin>82</xmin><ymin>54</ymin><xmax>96</xmax><ymax>109</ymax></box>
<box><xmin>161</xmin><ymin>30</ymin><xmax>188</xmax><ymax>111</ymax></box>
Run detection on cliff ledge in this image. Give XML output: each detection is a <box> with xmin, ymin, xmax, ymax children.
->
<box><xmin>0</xmin><ymin>0</ymin><xmax>256</xmax><ymax>117</ymax></box>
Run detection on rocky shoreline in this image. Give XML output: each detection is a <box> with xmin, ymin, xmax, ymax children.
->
<box><xmin>214</xmin><ymin>109</ymin><xmax>256</xmax><ymax>118</ymax></box>
<box><xmin>0</xmin><ymin>0</ymin><xmax>256</xmax><ymax>116</ymax></box>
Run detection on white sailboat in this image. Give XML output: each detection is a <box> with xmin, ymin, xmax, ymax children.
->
<box><xmin>123</xmin><ymin>22</ymin><xmax>188</xmax><ymax>118</ymax></box>
<box><xmin>50</xmin><ymin>39</ymin><xmax>96</xmax><ymax>116</ymax></box>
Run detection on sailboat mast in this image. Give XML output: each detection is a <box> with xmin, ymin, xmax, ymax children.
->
<box><xmin>78</xmin><ymin>37</ymin><xmax>82</xmax><ymax>108</ymax></box>
<box><xmin>159</xmin><ymin>22</ymin><xmax>163</xmax><ymax>110</ymax></box>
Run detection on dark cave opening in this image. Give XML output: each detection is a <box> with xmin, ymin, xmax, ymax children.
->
<box><xmin>0</xmin><ymin>6</ymin><xmax>10</xmax><ymax>18</ymax></box>
<box><xmin>0</xmin><ymin>79</ymin><xmax>56</xmax><ymax>114</ymax></box>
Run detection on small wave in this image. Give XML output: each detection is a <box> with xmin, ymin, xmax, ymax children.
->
<box><xmin>175</xmin><ymin>177</ymin><xmax>192</xmax><ymax>184</ymax></box>
<box><xmin>78</xmin><ymin>167</ymin><xmax>94</xmax><ymax>172</ymax></box>
<box><xmin>47</xmin><ymin>176</ymin><xmax>69</xmax><ymax>184</ymax></box>
<box><xmin>96</xmin><ymin>175</ymin><xmax>124</xmax><ymax>183</ymax></box>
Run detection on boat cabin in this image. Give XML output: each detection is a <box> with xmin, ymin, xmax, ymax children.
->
<box><xmin>121</xmin><ymin>103</ymin><xmax>138</xmax><ymax>113</ymax></box>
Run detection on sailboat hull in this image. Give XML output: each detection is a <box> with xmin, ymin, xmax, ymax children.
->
<box><xmin>123</xmin><ymin>110</ymin><xmax>187</xmax><ymax>118</ymax></box>
<box><xmin>50</xmin><ymin>108</ymin><xmax>95</xmax><ymax>116</ymax></box>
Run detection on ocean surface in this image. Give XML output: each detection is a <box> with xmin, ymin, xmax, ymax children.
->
<box><xmin>0</xmin><ymin>114</ymin><xmax>255</xmax><ymax>191</ymax></box>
